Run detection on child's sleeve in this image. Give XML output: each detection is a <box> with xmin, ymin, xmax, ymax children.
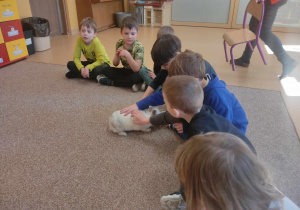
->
<box><xmin>133</xmin><ymin>44</ymin><xmax>144</xmax><ymax>61</ymax></box>
<box><xmin>73</xmin><ymin>38</ymin><xmax>84</xmax><ymax>71</ymax></box>
<box><xmin>150</xmin><ymin>112</ymin><xmax>182</xmax><ymax>126</ymax></box>
<box><xmin>136</xmin><ymin>91</ymin><xmax>165</xmax><ymax>110</ymax></box>
<box><xmin>86</xmin><ymin>41</ymin><xmax>110</xmax><ymax>71</ymax></box>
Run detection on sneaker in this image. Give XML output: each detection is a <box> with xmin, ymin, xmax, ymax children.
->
<box><xmin>279</xmin><ymin>58</ymin><xmax>297</xmax><ymax>80</ymax></box>
<box><xmin>132</xmin><ymin>83</ymin><xmax>141</xmax><ymax>92</ymax></box>
<box><xmin>99</xmin><ymin>78</ymin><xmax>112</xmax><ymax>86</ymax></box>
<box><xmin>161</xmin><ymin>193</ymin><xmax>186</xmax><ymax>210</ymax></box>
<box><xmin>96</xmin><ymin>74</ymin><xmax>105</xmax><ymax>83</ymax></box>
<box><xmin>230</xmin><ymin>57</ymin><xmax>250</xmax><ymax>67</ymax></box>
<box><xmin>141</xmin><ymin>82</ymin><xmax>147</xmax><ymax>91</ymax></box>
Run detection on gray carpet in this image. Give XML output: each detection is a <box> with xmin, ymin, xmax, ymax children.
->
<box><xmin>0</xmin><ymin>61</ymin><xmax>299</xmax><ymax>209</ymax></box>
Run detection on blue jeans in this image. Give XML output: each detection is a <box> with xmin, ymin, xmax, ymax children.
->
<box><xmin>242</xmin><ymin>0</ymin><xmax>288</xmax><ymax>63</ymax></box>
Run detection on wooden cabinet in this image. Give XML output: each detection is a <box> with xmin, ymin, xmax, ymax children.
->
<box><xmin>75</xmin><ymin>0</ymin><xmax>124</xmax><ymax>32</ymax></box>
<box><xmin>0</xmin><ymin>0</ymin><xmax>28</xmax><ymax>67</ymax></box>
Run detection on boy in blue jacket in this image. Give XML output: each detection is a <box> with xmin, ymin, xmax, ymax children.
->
<box><xmin>121</xmin><ymin>50</ymin><xmax>248</xmax><ymax>137</ymax></box>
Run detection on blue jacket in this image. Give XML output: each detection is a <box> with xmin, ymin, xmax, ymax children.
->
<box><xmin>203</xmin><ymin>74</ymin><xmax>248</xmax><ymax>134</ymax></box>
<box><xmin>137</xmin><ymin>74</ymin><xmax>248</xmax><ymax>134</ymax></box>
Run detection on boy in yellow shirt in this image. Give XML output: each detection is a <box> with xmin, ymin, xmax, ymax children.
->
<box><xmin>65</xmin><ymin>17</ymin><xmax>111</xmax><ymax>80</ymax></box>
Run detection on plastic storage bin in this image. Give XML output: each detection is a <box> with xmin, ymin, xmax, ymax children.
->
<box><xmin>115</xmin><ymin>12</ymin><xmax>132</xmax><ymax>28</ymax></box>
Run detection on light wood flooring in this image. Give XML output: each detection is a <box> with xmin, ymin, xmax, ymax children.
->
<box><xmin>25</xmin><ymin>26</ymin><xmax>300</xmax><ymax>138</ymax></box>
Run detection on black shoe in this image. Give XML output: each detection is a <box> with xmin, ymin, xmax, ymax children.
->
<box><xmin>99</xmin><ymin>77</ymin><xmax>112</xmax><ymax>86</ymax></box>
<box><xmin>279</xmin><ymin>58</ymin><xmax>297</xmax><ymax>80</ymax></box>
<box><xmin>65</xmin><ymin>70</ymin><xmax>78</xmax><ymax>79</ymax></box>
<box><xmin>230</xmin><ymin>58</ymin><xmax>250</xmax><ymax>67</ymax></box>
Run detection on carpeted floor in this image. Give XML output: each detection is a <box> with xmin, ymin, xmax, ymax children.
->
<box><xmin>0</xmin><ymin>61</ymin><xmax>299</xmax><ymax>209</ymax></box>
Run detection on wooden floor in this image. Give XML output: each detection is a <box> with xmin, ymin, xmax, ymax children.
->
<box><xmin>25</xmin><ymin>26</ymin><xmax>300</xmax><ymax>137</ymax></box>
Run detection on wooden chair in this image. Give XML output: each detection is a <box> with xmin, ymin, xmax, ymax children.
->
<box><xmin>223</xmin><ymin>0</ymin><xmax>267</xmax><ymax>71</ymax></box>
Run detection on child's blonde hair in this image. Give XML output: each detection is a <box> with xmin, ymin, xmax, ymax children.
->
<box><xmin>163</xmin><ymin>75</ymin><xmax>203</xmax><ymax>114</ymax></box>
<box><xmin>157</xmin><ymin>25</ymin><xmax>174</xmax><ymax>39</ymax></box>
<box><xmin>175</xmin><ymin>132</ymin><xmax>284</xmax><ymax>210</ymax></box>
<box><xmin>168</xmin><ymin>50</ymin><xmax>206</xmax><ymax>80</ymax></box>
<box><xmin>80</xmin><ymin>17</ymin><xmax>97</xmax><ymax>33</ymax></box>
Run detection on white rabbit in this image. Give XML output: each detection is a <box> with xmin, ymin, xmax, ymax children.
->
<box><xmin>109</xmin><ymin>106</ymin><xmax>160</xmax><ymax>136</ymax></box>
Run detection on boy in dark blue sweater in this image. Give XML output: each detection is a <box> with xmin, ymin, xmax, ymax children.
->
<box><xmin>131</xmin><ymin>75</ymin><xmax>255</xmax><ymax>153</ymax></box>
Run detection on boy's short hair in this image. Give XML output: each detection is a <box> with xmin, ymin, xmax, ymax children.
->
<box><xmin>151</xmin><ymin>34</ymin><xmax>181</xmax><ymax>67</ymax></box>
<box><xmin>157</xmin><ymin>25</ymin><xmax>174</xmax><ymax>39</ymax></box>
<box><xmin>163</xmin><ymin>75</ymin><xmax>203</xmax><ymax>114</ymax></box>
<box><xmin>80</xmin><ymin>17</ymin><xmax>97</xmax><ymax>33</ymax></box>
<box><xmin>168</xmin><ymin>50</ymin><xmax>206</xmax><ymax>80</ymax></box>
<box><xmin>121</xmin><ymin>16</ymin><xmax>139</xmax><ymax>32</ymax></box>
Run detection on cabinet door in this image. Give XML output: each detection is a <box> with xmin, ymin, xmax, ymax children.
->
<box><xmin>0</xmin><ymin>27</ymin><xmax>4</xmax><ymax>44</ymax></box>
<box><xmin>5</xmin><ymin>38</ymin><xmax>28</xmax><ymax>61</ymax></box>
<box><xmin>0</xmin><ymin>19</ymin><xmax>24</xmax><ymax>43</ymax></box>
<box><xmin>0</xmin><ymin>43</ymin><xmax>10</xmax><ymax>67</ymax></box>
<box><xmin>0</xmin><ymin>0</ymin><xmax>20</xmax><ymax>22</ymax></box>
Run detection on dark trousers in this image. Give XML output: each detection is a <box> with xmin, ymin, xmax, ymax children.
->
<box><xmin>102</xmin><ymin>66</ymin><xmax>143</xmax><ymax>87</ymax></box>
<box><xmin>67</xmin><ymin>61</ymin><xmax>110</xmax><ymax>80</ymax></box>
<box><xmin>242</xmin><ymin>0</ymin><xmax>289</xmax><ymax>63</ymax></box>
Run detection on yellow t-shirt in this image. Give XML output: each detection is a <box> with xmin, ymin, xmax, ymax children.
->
<box><xmin>73</xmin><ymin>37</ymin><xmax>111</xmax><ymax>71</ymax></box>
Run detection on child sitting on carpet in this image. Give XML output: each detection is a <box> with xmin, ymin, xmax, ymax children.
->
<box><xmin>97</xmin><ymin>16</ymin><xmax>150</xmax><ymax>92</ymax></box>
<box><xmin>161</xmin><ymin>132</ymin><xmax>300</xmax><ymax>210</ymax></box>
<box><xmin>65</xmin><ymin>17</ymin><xmax>111</xmax><ymax>80</ymax></box>
<box><xmin>138</xmin><ymin>25</ymin><xmax>175</xmax><ymax>92</ymax></box>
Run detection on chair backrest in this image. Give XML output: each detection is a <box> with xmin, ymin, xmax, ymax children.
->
<box><xmin>243</xmin><ymin>0</ymin><xmax>265</xmax><ymax>28</ymax></box>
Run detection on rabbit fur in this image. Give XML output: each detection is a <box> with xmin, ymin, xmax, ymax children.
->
<box><xmin>109</xmin><ymin>106</ymin><xmax>160</xmax><ymax>136</ymax></box>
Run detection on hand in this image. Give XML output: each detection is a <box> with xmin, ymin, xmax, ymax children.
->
<box><xmin>148</xmin><ymin>71</ymin><xmax>156</xmax><ymax>79</ymax></box>
<box><xmin>173</xmin><ymin>123</ymin><xmax>183</xmax><ymax>133</ymax></box>
<box><xmin>81</xmin><ymin>67</ymin><xmax>89</xmax><ymax>78</ymax></box>
<box><xmin>120</xmin><ymin>104</ymin><xmax>138</xmax><ymax>116</ymax></box>
<box><xmin>118</xmin><ymin>49</ymin><xmax>130</xmax><ymax>58</ymax></box>
<box><xmin>116</xmin><ymin>47</ymin><xmax>123</xmax><ymax>56</ymax></box>
<box><xmin>131</xmin><ymin>111</ymin><xmax>150</xmax><ymax>125</ymax></box>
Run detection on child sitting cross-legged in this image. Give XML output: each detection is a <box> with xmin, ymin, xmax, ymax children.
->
<box><xmin>131</xmin><ymin>75</ymin><xmax>255</xmax><ymax>153</ymax></box>
<box><xmin>167</xmin><ymin>132</ymin><xmax>300</xmax><ymax>210</ymax></box>
<box><xmin>97</xmin><ymin>16</ymin><xmax>150</xmax><ymax>92</ymax></box>
<box><xmin>65</xmin><ymin>17</ymin><xmax>111</xmax><ymax>80</ymax></box>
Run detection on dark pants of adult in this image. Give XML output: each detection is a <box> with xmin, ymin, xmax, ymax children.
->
<box><xmin>101</xmin><ymin>66</ymin><xmax>144</xmax><ymax>87</ymax></box>
<box><xmin>66</xmin><ymin>61</ymin><xmax>110</xmax><ymax>80</ymax></box>
<box><xmin>241</xmin><ymin>0</ymin><xmax>290</xmax><ymax>65</ymax></box>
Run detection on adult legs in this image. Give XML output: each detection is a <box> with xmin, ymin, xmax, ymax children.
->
<box><xmin>236</xmin><ymin>2</ymin><xmax>296</xmax><ymax>78</ymax></box>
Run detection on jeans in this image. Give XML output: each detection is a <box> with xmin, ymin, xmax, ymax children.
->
<box><xmin>139</xmin><ymin>68</ymin><xmax>153</xmax><ymax>85</ymax></box>
<box><xmin>241</xmin><ymin>0</ymin><xmax>288</xmax><ymax>63</ymax></box>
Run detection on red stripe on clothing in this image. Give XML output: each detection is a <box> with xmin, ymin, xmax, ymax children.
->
<box><xmin>271</xmin><ymin>0</ymin><xmax>281</xmax><ymax>4</ymax></box>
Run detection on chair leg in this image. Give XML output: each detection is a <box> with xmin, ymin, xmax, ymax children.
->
<box><xmin>247</xmin><ymin>41</ymin><xmax>254</xmax><ymax>51</ymax></box>
<box><xmin>230</xmin><ymin>46</ymin><xmax>236</xmax><ymax>71</ymax></box>
<box><xmin>257</xmin><ymin>42</ymin><xmax>267</xmax><ymax>65</ymax></box>
<box><xmin>223</xmin><ymin>40</ymin><xmax>228</xmax><ymax>62</ymax></box>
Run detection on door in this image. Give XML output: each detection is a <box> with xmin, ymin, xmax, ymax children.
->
<box><xmin>29</xmin><ymin>0</ymin><xmax>65</xmax><ymax>37</ymax></box>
